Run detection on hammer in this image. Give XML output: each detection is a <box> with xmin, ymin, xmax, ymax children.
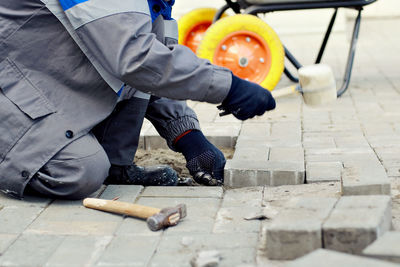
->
<box><xmin>219</xmin><ymin>64</ymin><xmax>337</xmax><ymax>117</ymax></box>
<box><xmin>83</xmin><ymin>198</ymin><xmax>186</xmax><ymax>231</ymax></box>
<box><xmin>272</xmin><ymin>64</ymin><xmax>337</xmax><ymax>107</ymax></box>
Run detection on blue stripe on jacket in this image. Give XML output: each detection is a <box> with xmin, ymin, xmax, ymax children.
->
<box><xmin>59</xmin><ymin>0</ymin><xmax>89</xmax><ymax>11</ymax></box>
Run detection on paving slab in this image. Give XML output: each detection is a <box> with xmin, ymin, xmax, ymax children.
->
<box><xmin>154</xmin><ymin>232</ymin><xmax>259</xmax><ymax>264</ymax></box>
<box><xmin>0</xmin><ymin>192</ymin><xmax>51</xmax><ymax>207</ymax></box>
<box><xmin>0</xmin><ymin>234</ymin><xmax>17</xmax><ymax>255</ymax></box>
<box><xmin>240</xmin><ymin>122</ymin><xmax>271</xmax><ymax>137</ymax></box>
<box><xmin>136</xmin><ymin>197</ymin><xmax>220</xmax><ymax>235</ymax></box>
<box><xmin>232</xmin><ymin>145</ymin><xmax>269</xmax><ymax>161</ymax></box>
<box><xmin>224</xmin><ymin>160</ymin><xmax>270</xmax><ymax>188</ymax></box>
<box><xmin>100</xmin><ymin>185</ymin><xmax>143</xmax><ymax>202</ymax></box>
<box><xmin>306</xmin><ymin>162</ymin><xmax>342</xmax><ymax>183</ymax></box>
<box><xmin>362</xmin><ymin>231</ymin><xmax>400</xmax><ymax>263</ymax></box>
<box><xmin>224</xmin><ymin>160</ymin><xmax>304</xmax><ymax>188</ymax></box>
<box><xmin>323</xmin><ymin>195</ymin><xmax>392</xmax><ymax>254</ymax></box>
<box><xmin>221</xmin><ymin>187</ymin><xmax>264</xmax><ymax>208</ymax></box>
<box><xmin>115</xmin><ymin>216</ymin><xmax>163</xmax><ymax>237</ymax></box>
<box><xmin>265</xmin><ymin>197</ymin><xmax>338</xmax><ymax>260</ymax></box>
<box><xmin>26</xmin><ymin>200</ymin><xmax>122</xmax><ymax>235</ymax></box>
<box><xmin>341</xmin><ymin>161</ymin><xmax>391</xmax><ymax>195</ymax></box>
<box><xmin>285</xmin><ymin>249</ymin><xmax>399</xmax><ymax>267</ymax></box>
<box><xmin>269</xmin><ymin>147</ymin><xmax>304</xmax><ymax>163</ymax></box>
<box><xmin>213</xmin><ymin>206</ymin><xmax>262</xmax><ymax>233</ymax></box>
<box><xmin>44</xmin><ymin>235</ymin><xmax>113</xmax><ymax>267</ymax></box>
<box><xmin>95</xmin><ymin>235</ymin><xmax>160</xmax><ymax>267</ymax></box>
<box><xmin>141</xmin><ymin>186</ymin><xmax>223</xmax><ymax>198</ymax></box>
<box><xmin>0</xmin><ymin>234</ymin><xmax>64</xmax><ymax>267</ymax></box>
<box><xmin>150</xmin><ymin>247</ymin><xmax>256</xmax><ymax>267</ymax></box>
<box><xmin>201</xmin><ymin>122</ymin><xmax>241</xmax><ymax>148</ymax></box>
<box><xmin>0</xmin><ymin>205</ymin><xmax>48</xmax><ymax>234</ymax></box>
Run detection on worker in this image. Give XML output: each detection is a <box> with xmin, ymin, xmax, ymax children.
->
<box><xmin>0</xmin><ymin>0</ymin><xmax>276</xmax><ymax>200</ymax></box>
<box><xmin>93</xmin><ymin>94</ymin><xmax>226</xmax><ymax>187</ymax></box>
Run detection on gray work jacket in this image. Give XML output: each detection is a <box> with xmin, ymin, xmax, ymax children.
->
<box><xmin>0</xmin><ymin>0</ymin><xmax>232</xmax><ymax>198</ymax></box>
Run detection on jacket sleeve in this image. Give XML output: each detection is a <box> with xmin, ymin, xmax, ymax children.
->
<box><xmin>58</xmin><ymin>0</ymin><xmax>232</xmax><ymax>104</ymax></box>
<box><xmin>145</xmin><ymin>96</ymin><xmax>201</xmax><ymax>150</ymax></box>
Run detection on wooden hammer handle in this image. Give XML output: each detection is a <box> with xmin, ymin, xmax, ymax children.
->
<box><xmin>271</xmin><ymin>85</ymin><xmax>299</xmax><ymax>99</ymax></box>
<box><xmin>83</xmin><ymin>198</ymin><xmax>160</xmax><ymax>219</ymax></box>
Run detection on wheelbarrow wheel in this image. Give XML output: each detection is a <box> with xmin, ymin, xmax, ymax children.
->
<box><xmin>178</xmin><ymin>8</ymin><xmax>227</xmax><ymax>54</ymax></box>
<box><xmin>197</xmin><ymin>14</ymin><xmax>284</xmax><ymax>91</ymax></box>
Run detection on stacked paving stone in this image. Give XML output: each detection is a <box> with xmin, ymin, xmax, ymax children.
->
<box><xmin>265</xmin><ymin>195</ymin><xmax>392</xmax><ymax>260</ymax></box>
<box><xmin>362</xmin><ymin>231</ymin><xmax>400</xmax><ymax>263</ymax></box>
<box><xmin>225</xmin><ymin>97</ymin><xmax>306</xmax><ymax>188</ymax></box>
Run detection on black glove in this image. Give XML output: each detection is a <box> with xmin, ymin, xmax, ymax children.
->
<box><xmin>175</xmin><ymin>130</ymin><xmax>226</xmax><ymax>185</ymax></box>
<box><xmin>219</xmin><ymin>73</ymin><xmax>276</xmax><ymax>120</ymax></box>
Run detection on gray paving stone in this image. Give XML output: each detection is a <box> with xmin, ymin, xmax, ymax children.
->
<box><xmin>269</xmin><ymin>161</ymin><xmax>305</xmax><ymax>186</ymax></box>
<box><xmin>341</xmin><ymin>161</ymin><xmax>391</xmax><ymax>195</ymax></box>
<box><xmin>202</xmin><ymin>122</ymin><xmax>241</xmax><ymax>148</ymax></box>
<box><xmin>0</xmin><ymin>234</ymin><xmax>17</xmax><ymax>255</ymax></box>
<box><xmin>240</xmin><ymin>122</ymin><xmax>271</xmax><ymax>137</ymax></box>
<box><xmin>233</xmin><ymin>146</ymin><xmax>269</xmax><ymax>161</ymax></box>
<box><xmin>26</xmin><ymin>200</ymin><xmax>122</xmax><ymax>235</ymax></box>
<box><xmin>270</xmin><ymin>122</ymin><xmax>301</xmax><ymax>137</ymax></box>
<box><xmin>362</xmin><ymin>231</ymin><xmax>400</xmax><ymax>263</ymax></box>
<box><xmin>95</xmin><ymin>235</ymin><xmax>160</xmax><ymax>267</ymax></box>
<box><xmin>0</xmin><ymin>205</ymin><xmax>47</xmax><ymax>234</ymax></box>
<box><xmin>116</xmin><ymin>216</ymin><xmax>163</xmax><ymax>237</ymax></box>
<box><xmin>303</xmin><ymin>135</ymin><xmax>336</xmax><ymax>149</ymax></box>
<box><xmin>302</xmin><ymin>123</ymin><xmax>363</xmax><ymax>133</ymax></box>
<box><xmin>269</xmin><ymin>147</ymin><xmax>304</xmax><ymax>163</ymax></box>
<box><xmin>136</xmin><ymin>197</ymin><xmax>220</xmax><ymax>235</ymax></box>
<box><xmin>266</xmin><ymin>197</ymin><xmax>338</xmax><ymax>260</ymax></box>
<box><xmin>306</xmin><ymin>162</ymin><xmax>342</xmax><ymax>183</ymax></box>
<box><xmin>221</xmin><ymin>187</ymin><xmax>264</xmax><ymax>208</ymax></box>
<box><xmin>334</xmin><ymin>135</ymin><xmax>371</xmax><ymax>148</ymax></box>
<box><xmin>213</xmin><ymin>206</ymin><xmax>262</xmax><ymax>233</ymax></box>
<box><xmin>224</xmin><ymin>160</ymin><xmax>270</xmax><ymax>188</ymax></box>
<box><xmin>141</xmin><ymin>186</ymin><xmax>223</xmax><ymax>198</ymax></box>
<box><xmin>0</xmin><ymin>234</ymin><xmax>64</xmax><ymax>267</ymax></box>
<box><xmin>150</xmin><ymin>247</ymin><xmax>256</xmax><ymax>267</ymax></box>
<box><xmin>44</xmin><ymin>235</ymin><xmax>112</xmax><ymax>267</ymax></box>
<box><xmin>224</xmin><ymin>160</ymin><xmax>304</xmax><ymax>188</ymax></box>
<box><xmin>323</xmin><ymin>195</ymin><xmax>392</xmax><ymax>254</ymax></box>
<box><xmin>100</xmin><ymin>185</ymin><xmax>143</xmax><ymax>202</ymax></box>
<box><xmin>285</xmin><ymin>249</ymin><xmax>399</xmax><ymax>267</ymax></box>
<box><xmin>157</xmin><ymin>233</ymin><xmax>258</xmax><ymax>252</ymax></box>
<box><xmin>0</xmin><ymin>192</ymin><xmax>51</xmax><ymax>207</ymax></box>
<box><xmin>234</xmin><ymin>135</ymin><xmax>270</xmax><ymax>148</ymax></box>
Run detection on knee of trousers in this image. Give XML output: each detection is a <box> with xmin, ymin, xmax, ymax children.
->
<box><xmin>28</xmin><ymin>133</ymin><xmax>111</xmax><ymax>200</ymax></box>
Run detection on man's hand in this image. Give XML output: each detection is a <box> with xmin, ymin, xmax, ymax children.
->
<box><xmin>219</xmin><ymin>73</ymin><xmax>276</xmax><ymax>120</ymax></box>
<box><xmin>175</xmin><ymin>130</ymin><xmax>226</xmax><ymax>185</ymax></box>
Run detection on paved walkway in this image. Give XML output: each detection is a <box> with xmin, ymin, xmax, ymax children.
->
<box><xmin>1</xmin><ymin>9</ymin><xmax>400</xmax><ymax>267</ymax></box>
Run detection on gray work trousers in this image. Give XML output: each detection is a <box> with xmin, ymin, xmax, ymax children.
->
<box><xmin>25</xmin><ymin>96</ymin><xmax>148</xmax><ymax>199</ymax></box>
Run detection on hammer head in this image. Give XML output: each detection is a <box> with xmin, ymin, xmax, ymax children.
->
<box><xmin>298</xmin><ymin>64</ymin><xmax>337</xmax><ymax>107</ymax></box>
<box><xmin>146</xmin><ymin>204</ymin><xmax>187</xmax><ymax>231</ymax></box>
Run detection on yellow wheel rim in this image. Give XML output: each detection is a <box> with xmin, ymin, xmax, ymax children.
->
<box><xmin>197</xmin><ymin>14</ymin><xmax>284</xmax><ymax>91</ymax></box>
<box><xmin>178</xmin><ymin>8</ymin><xmax>227</xmax><ymax>54</ymax></box>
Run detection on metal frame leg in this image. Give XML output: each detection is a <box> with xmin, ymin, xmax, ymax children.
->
<box><xmin>316</xmin><ymin>8</ymin><xmax>338</xmax><ymax>63</ymax></box>
<box><xmin>283</xmin><ymin>46</ymin><xmax>303</xmax><ymax>82</ymax></box>
<box><xmin>337</xmin><ymin>9</ymin><xmax>362</xmax><ymax>97</ymax></box>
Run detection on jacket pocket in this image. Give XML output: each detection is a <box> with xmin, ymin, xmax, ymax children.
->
<box><xmin>0</xmin><ymin>58</ymin><xmax>55</xmax><ymax>162</ymax></box>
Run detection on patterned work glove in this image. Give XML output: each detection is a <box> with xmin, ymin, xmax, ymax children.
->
<box><xmin>175</xmin><ymin>130</ymin><xmax>226</xmax><ymax>186</ymax></box>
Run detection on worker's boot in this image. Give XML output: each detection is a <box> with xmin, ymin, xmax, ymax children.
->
<box><xmin>105</xmin><ymin>164</ymin><xmax>178</xmax><ymax>186</ymax></box>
